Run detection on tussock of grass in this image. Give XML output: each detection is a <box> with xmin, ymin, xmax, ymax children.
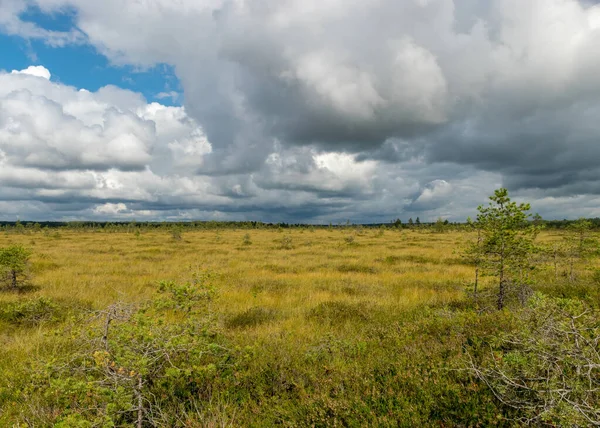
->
<box><xmin>249</xmin><ymin>278</ymin><xmax>291</xmax><ymax>294</ymax></box>
<box><xmin>226</xmin><ymin>306</ymin><xmax>279</xmax><ymax>329</ymax></box>
<box><xmin>262</xmin><ymin>263</ymin><xmax>296</xmax><ymax>274</ymax></box>
<box><xmin>30</xmin><ymin>259</ymin><xmax>61</xmax><ymax>274</ymax></box>
<box><xmin>306</xmin><ymin>301</ymin><xmax>373</xmax><ymax>325</ymax></box>
<box><xmin>340</xmin><ymin>283</ymin><xmax>363</xmax><ymax>296</ymax></box>
<box><xmin>337</xmin><ymin>263</ymin><xmax>379</xmax><ymax>274</ymax></box>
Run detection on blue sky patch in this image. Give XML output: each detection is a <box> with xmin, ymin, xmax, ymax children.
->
<box><xmin>19</xmin><ymin>5</ymin><xmax>79</xmax><ymax>33</ymax></box>
<box><xmin>1</xmin><ymin>6</ymin><xmax>182</xmax><ymax>106</ymax></box>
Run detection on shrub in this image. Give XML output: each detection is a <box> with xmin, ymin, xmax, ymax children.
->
<box><xmin>344</xmin><ymin>235</ymin><xmax>356</xmax><ymax>245</ymax></box>
<box><xmin>0</xmin><ymin>297</ymin><xmax>88</xmax><ymax>326</ymax></box>
<box><xmin>468</xmin><ymin>293</ymin><xmax>600</xmax><ymax>425</ymax></box>
<box><xmin>0</xmin><ymin>297</ymin><xmax>57</xmax><ymax>326</ymax></box>
<box><xmin>279</xmin><ymin>235</ymin><xmax>294</xmax><ymax>250</ymax></box>
<box><xmin>0</xmin><ymin>245</ymin><xmax>32</xmax><ymax>289</ymax></box>
<box><xmin>170</xmin><ymin>226</ymin><xmax>183</xmax><ymax>241</ymax></box>
<box><xmin>16</xmin><ymin>276</ymin><xmax>226</xmax><ymax>427</ymax></box>
<box><xmin>242</xmin><ymin>233</ymin><xmax>252</xmax><ymax>246</ymax></box>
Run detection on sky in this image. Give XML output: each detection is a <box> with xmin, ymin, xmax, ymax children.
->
<box><xmin>1</xmin><ymin>0</ymin><xmax>600</xmax><ymax>223</ymax></box>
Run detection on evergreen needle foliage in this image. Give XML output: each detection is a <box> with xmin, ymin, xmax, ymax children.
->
<box><xmin>0</xmin><ymin>245</ymin><xmax>31</xmax><ymax>289</ymax></box>
<box><xmin>466</xmin><ymin>188</ymin><xmax>540</xmax><ymax>309</ymax></box>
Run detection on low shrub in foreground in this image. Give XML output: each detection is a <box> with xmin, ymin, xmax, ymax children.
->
<box><xmin>4</xmin><ymin>276</ymin><xmax>228</xmax><ymax>427</ymax></box>
<box><xmin>468</xmin><ymin>293</ymin><xmax>600</xmax><ymax>426</ymax></box>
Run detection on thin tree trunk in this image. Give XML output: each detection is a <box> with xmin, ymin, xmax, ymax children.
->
<box><xmin>498</xmin><ymin>278</ymin><xmax>506</xmax><ymax>310</ymax></box>
<box><xmin>103</xmin><ymin>308</ymin><xmax>114</xmax><ymax>352</ymax></box>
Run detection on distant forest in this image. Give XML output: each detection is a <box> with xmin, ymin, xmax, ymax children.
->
<box><xmin>1</xmin><ymin>217</ymin><xmax>599</xmax><ymax>230</ymax></box>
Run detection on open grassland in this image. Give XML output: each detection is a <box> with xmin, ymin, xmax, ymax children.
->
<box><xmin>0</xmin><ymin>228</ymin><xmax>470</xmax><ymax>306</ymax></box>
<box><xmin>1</xmin><ymin>227</ymin><xmax>599</xmax><ymax>426</ymax></box>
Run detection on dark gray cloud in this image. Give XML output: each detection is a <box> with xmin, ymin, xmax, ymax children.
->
<box><xmin>424</xmin><ymin>99</ymin><xmax>600</xmax><ymax>193</ymax></box>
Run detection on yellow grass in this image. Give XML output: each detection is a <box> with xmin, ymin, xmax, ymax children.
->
<box><xmin>0</xmin><ymin>228</ymin><xmax>471</xmax><ymax>348</ymax></box>
<box><xmin>0</xmin><ymin>228</ymin><xmax>470</xmax><ymax>304</ymax></box>
<box><xmin>1</xmin><ymin>227</ymin><xmax>592</xmax><ymax>363</ymax></box>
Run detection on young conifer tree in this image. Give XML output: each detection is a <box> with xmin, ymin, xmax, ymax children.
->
<box><xmin>0</xmin><ymin>245</ymin><xmax>31</xmax><ymax>289</ymax></box>
<box><xmin>471</xmin><ymin>188</ymin><xmax>539</xmax><ymax>310</ymax></box>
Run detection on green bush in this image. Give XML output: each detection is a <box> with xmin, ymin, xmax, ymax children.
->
<box><xmin>0</xmin><ymin>297</ymin><xmax>88</xmax><ymax>326</ymax></box>
<box><xmin>0</xmin><ymin>245</ymin><xmax>31</xmax><ymax>289</ymax></box>
<box><xmin>467</xmin><ymin>293</ymin><xmax>600</xmax><ymax>426</ymax></box>
<box><xmin>0</xmin><ymin>297</ymin><xmax>57</xmax><ymax>326</ymax></box>
<box><xmin>170</xmin><ymin>226</ymin><xmax>183</xmax><ymax>241</ymax></box>
<box><xmin>10</xmin><ymin>276</ymin><xmax>227</xmax><ymax>427</ymax></box>
<box><xmin>242</xmin><ymin>233</ymin><xmax>252</xmax><ymax>246</ymax></box>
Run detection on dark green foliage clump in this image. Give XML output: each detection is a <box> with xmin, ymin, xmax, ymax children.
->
<box><xmin>1</xmin><ymin>298</ymin><xmax>57</xmax><ymax>326</ymax></box>
<box><xmin>0</xmin><ymin>297</ymin><xmax>90</xmax><ymax>327</ymax></box>
<box><xmin>0</xmin><ymin>245</ymin><xmax>31</xmax><ymax>289</ymax></box>
<box><xmin>242</xmin><ymin>233</ymin><xmax>252</xmax><ymax>246</ymax></box>
<box><xmin>170</xmin><ymin>226</ymin><xmax>183</xmax><ymax>241</ymax></box>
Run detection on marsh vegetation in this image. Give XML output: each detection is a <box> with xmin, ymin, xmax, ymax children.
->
<box><xmin>0</xmin><ymin>192</ymin><xmax>599</xmax><ymax>426</ymax></box>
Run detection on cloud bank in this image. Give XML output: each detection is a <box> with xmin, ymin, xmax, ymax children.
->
<box><xmin>2</xmin><ymin>0</ymin><xmax>600</xmax><ymax>221</ymax></box>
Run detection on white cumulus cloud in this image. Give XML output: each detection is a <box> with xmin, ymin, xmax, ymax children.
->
<box><xmin>11</xmin><ymin>65</ymin><xmax>51</xmax><ymax>79</ymax></box>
